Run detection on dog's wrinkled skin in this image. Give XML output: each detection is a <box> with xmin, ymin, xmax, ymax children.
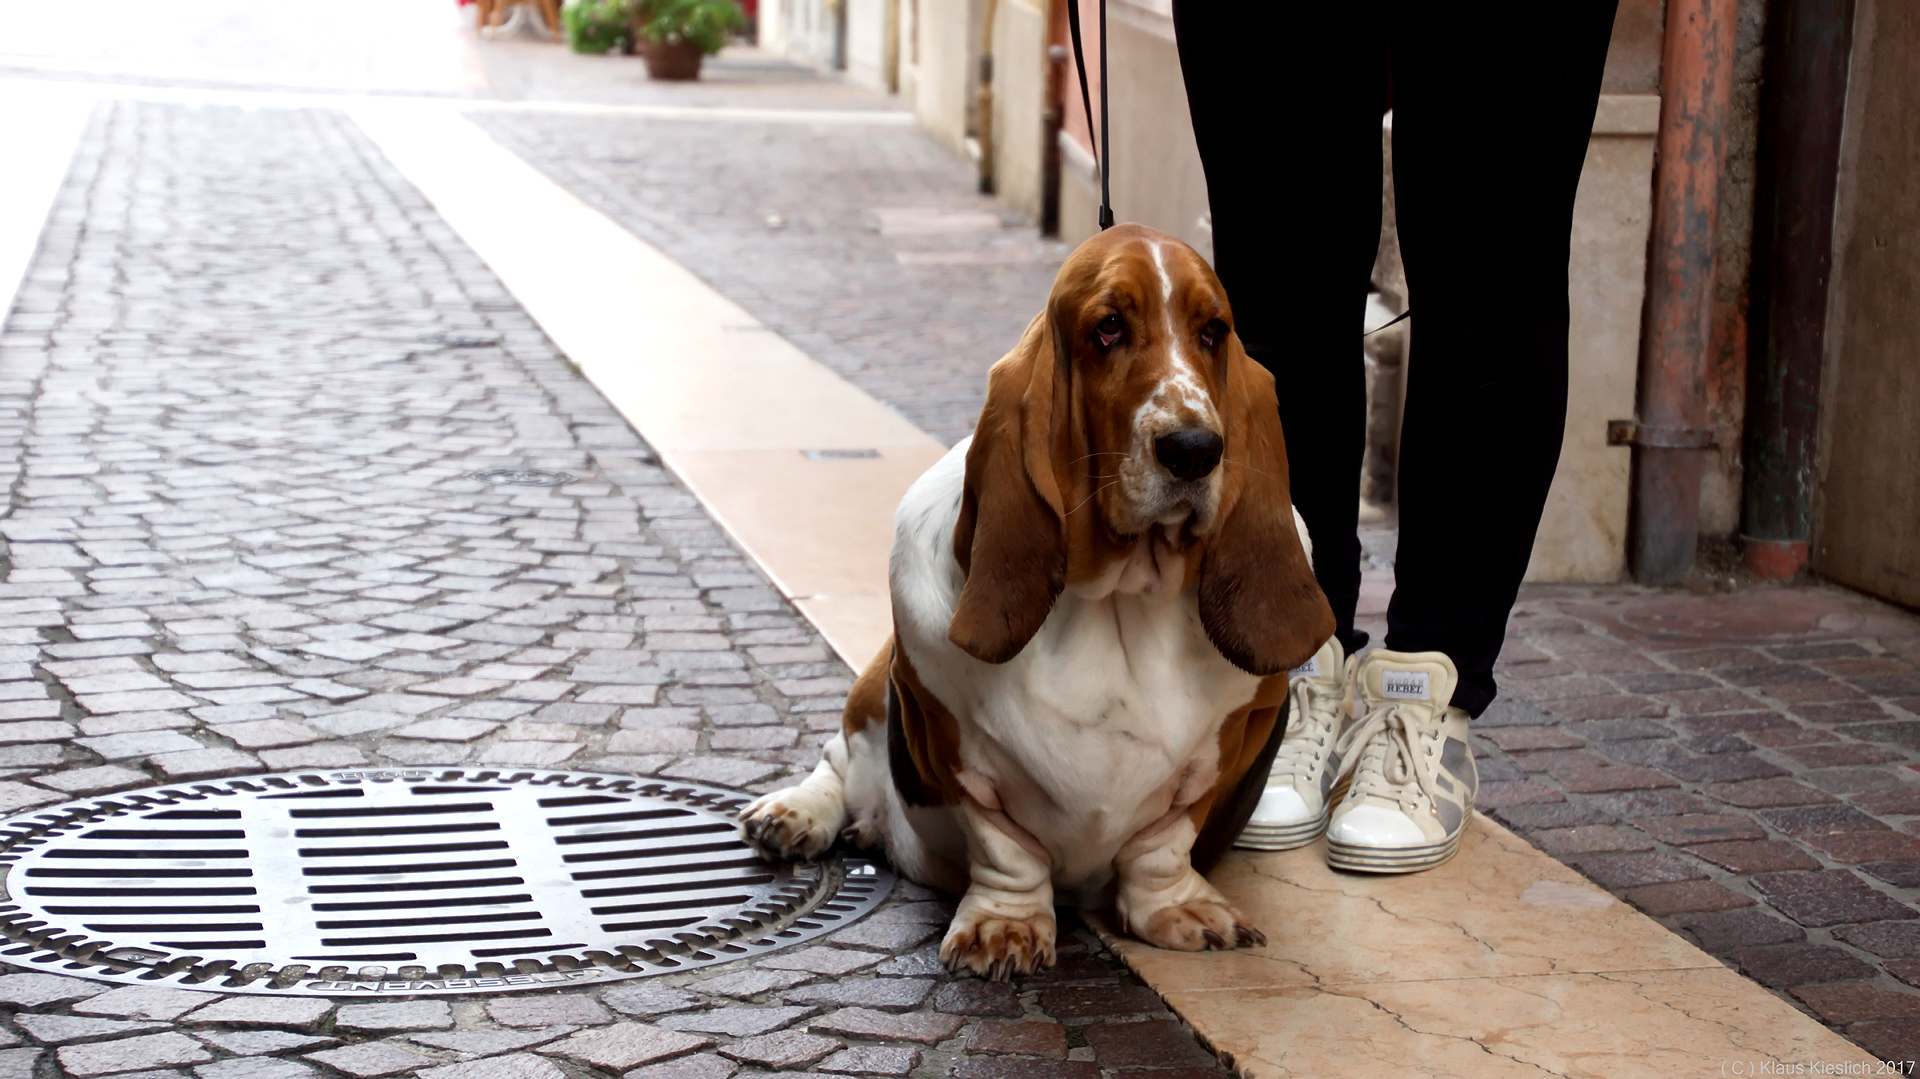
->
<box><xmin>740</xmin><ymin>224</ymin><xmax>1334</xmax><ymax>979</ymax></box>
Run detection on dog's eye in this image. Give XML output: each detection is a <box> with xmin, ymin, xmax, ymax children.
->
<box><xmin>1199</xmin><ymin>319</ymin><xmax>1228</xmax><ymax>349</ymax></box>
<box><xmin>1095</xmin><ymin>315</ymin><xmax>1124</xmax><ymax>349</ymax></box>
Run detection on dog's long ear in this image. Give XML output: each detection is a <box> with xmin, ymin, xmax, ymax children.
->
<box><xmin>949</xmin><ymin>315</ymin><xmax>1068</xmax><ymax>664</ymax></box>
<box><xmin>1198</xmin><ymin>338</ymin><xmax>1336</xmax><ymax>675</ymax></box>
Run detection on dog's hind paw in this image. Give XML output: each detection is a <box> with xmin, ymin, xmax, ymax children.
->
<box><xmin>1134</xmin><ymin>896</ymin><xmax>1265</xmax><ymax>952</ymax></box>
<box><xmin>738</xmin><ymin>786</ymin><xmax>844</xmax><ymax>861</ymax></box>
<box><xmin>839</xmin><ymin>810</ymin><xmax>886</xmax><ymax>851</ymax></box>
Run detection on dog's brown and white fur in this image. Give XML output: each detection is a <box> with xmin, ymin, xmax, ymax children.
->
<box><xmin>740</xmin><ymin>224</ymin><xmax>1334</xmax><ymax>977</ymax></box>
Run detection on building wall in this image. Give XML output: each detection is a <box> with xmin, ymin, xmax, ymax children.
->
<box><xmin>1529</xmin><ymin>98</ymin><xmax>1660</xmax><ymax>582</ymax></box>
<box><xmin>1056</xmin><ymin>2</ymin><xmax>1205</xmax><ymax>254</ymax></box>
<box><xmin>1811</xmin><ymin>0</ymin><xmax>1920</xmax><ymax>606</ymax></box>
<box><xmin>896</xmin><ymin>0</ymin><xmax>919</xmax><ymax>117</ymax></box>
<box><xmin>761</xmin><ymin>0</ymin><xmax>838</xmax><ymax>71</ymax></box>
<box><xmin>758</xmin><ymin>0</ymin><xmax>791</xmax><ymax>55</ymax></box>
<box><xmin>1605</xmin><ymin>0</ymin><xmax>1667</xmax><ymax>92</ymax></box>
<box><xmin>902</xmin><ymin>0</ymin><xmax>980</xmax><ymax>153</ymax></box>
<box><xmin>847</xmin><ymin>0</ymin><xmax>887</xmax><ymax>87</ymax></box>
<box><xmin>1527</xmin><ymin>1</ymin><xmax>1666</xmax><ymax>581</ymax></box>
<box><xmin>988</xmin><ymin>0</ymin><xmax>1048</xmax><ymax>220</ymax></box>
<box><xmin>757</xmin><ymin>0</ymin><xmax>890</xmax><ymax>87</ymax></box>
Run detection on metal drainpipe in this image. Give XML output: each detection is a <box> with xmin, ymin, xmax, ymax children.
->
<box><xmin>830</xmin><ymin>0</ymin><xmax>847</xmax><ymax>70</ymax></box>
<box><xmin>884</xmin><ymin>0</ymin><xmax>901</xmax><ymax>93</ymax></box>
<box><xmin>1629</xmin><ymin>0</ymin><xmax>1740</xmax><ymax>583</ymax></box>
<box><xmin>1740</xmin><ymin>0</ymin><xmax>1856</xmax><ymax>579</ymax></box>
<box><xmin>1040</xmin><ymin>44</ymin><xmax>1067</xmax><ymax>236</ymax></box>
<box><xmin>976</xmin><ymin>0</ymin><xmax>999</xmax><ymax>194</ymax></box>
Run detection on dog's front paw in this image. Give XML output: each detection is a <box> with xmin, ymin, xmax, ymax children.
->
<box><xmin>739</xmin><ymin>786</ymin><xmax>845</xmax><ymax>861</ymax></box>
<box><xmin>940</xmin><ymin>895</ymin><xmax>1057</xmax><ymax>981</ymax></box>
<box><xmin>1133</xmin><ymin>896</ymin><xmax>1266</xmax><ymax>952</ymax></box>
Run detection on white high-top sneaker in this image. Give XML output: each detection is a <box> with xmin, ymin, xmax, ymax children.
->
<box><xmin>1324</xmin><ymin>649</ymin><xmax>1477</xmax><ymax>873</ymax></box>
<box><xmin>1236</xmin><ymin>637</ymin><xmax>1353</xmax><ymax>851</ymax></box>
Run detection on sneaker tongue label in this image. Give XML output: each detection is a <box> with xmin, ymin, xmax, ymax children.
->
<box><xmin>1381</xmin><ymin>669</ymin><xmax>1430</xmax><ymax>700</ymax></box>
<box><xmin>1291</xmin><ymin>657</ymin><xmax>1320</xmax><ymax>678</ymax></box>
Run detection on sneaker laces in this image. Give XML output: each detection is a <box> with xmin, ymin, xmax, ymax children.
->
<box><xmin>1333</xmin><ymin>702</ymin><xmax>1443</xmax><ymax>813</ymax></box>
<box><xmin>1271</xmin><ymin>675</ymin><xmax>1342</xmax><ymax>779</ymax></box>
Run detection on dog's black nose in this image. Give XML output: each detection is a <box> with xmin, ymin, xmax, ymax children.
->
<box><xmin>1155</xmin><ymin>428</ymin><xmax>1224</xmax><ymax>482</ymax></box>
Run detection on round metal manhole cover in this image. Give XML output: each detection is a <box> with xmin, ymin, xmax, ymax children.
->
<box><xmin>467</xmin><ymin>468</ymin><xmax>577</xmax><ymax>486</ymax></box>
<box><xmin>0</xmin><ymin>770</ymin><xmax>890</xmax><ymax>996</ymax></box>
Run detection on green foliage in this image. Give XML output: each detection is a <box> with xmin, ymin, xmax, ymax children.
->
<box><xmin>632</xmin><ymin>0</ymin><xmax>747</xmax><ymax>55</ymax></box>
<box><xmin>562</xmin><ymin>0</ymin><xmax>632</xmax><ymax>53</ymax></box>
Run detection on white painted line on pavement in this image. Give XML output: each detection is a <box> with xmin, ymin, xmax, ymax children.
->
<box><xmin>473</xmin><ymin>98</ymin><xmax>916</xmax><ymax>124</ymax></box>
<box><xmin>0</xmin><ymin>75</ymin><xmax>915</xmax><ymax>125</ymax></box>
<box><xmin>347</xmin><ymin>100</ymin><xmax>940</xmax><ymax>673</ymax></box>
<box><xmin>0</xmin><ymin>0</ymin><xmax>488</xmax><ymax>95</ymax></box>
<box><xmin>0</xmin><ymin>89</ymin><xmax>91</xmax><ymax>328</ymax></box>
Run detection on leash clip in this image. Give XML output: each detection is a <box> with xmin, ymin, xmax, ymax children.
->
<box><xmin>1065</xmin><ymin>0</ymin><xmax>1113</xmax><ymax>231</ymax></box>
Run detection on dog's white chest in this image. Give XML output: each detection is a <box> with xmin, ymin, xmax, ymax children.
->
<box><xmin>994</xmin><ymin>588</ymin><xmax>1253</xmax><ymax>759</ymax></box>
<box><xmin>978</xmin><ymin>588</ymin><xmax>1259</xmax><ymax>827</ymax></box>
<box><xmin>890</xmin><ymin>442</ymin><xmax>1262</xmax><ymax>888</ymax></box>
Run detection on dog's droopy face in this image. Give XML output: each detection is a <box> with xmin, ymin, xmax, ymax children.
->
<box><xmin>1053</xmin><ymin>229</ymin><xmax>1235</xmax><ymax>544</ymax></box>
<box><xmin>947</xmin><ymin>224</ymin><xmax>1334</xmax><ymax>676</ymax></box>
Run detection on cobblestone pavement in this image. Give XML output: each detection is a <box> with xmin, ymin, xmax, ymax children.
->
<box><xmin>0</xmin><ymin>99</ymin><xmax>1230</xmax><ymax>1079</ymax></box>
<box><xmin>472</xmin><ymin>93</ymin><xmax>1066</xmax><ymax>446</ymax></box>
<box><xmin>1482</xmin><ymin>585</ymin><xmax>1920</xmax><ymax>1058</ymax></box>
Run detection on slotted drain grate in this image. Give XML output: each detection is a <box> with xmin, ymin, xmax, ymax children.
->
<box><xmin>468</xmin><ymin>468</ymin><xmax>576</xmax><ymax>486</ymax></box>
<box><xmin>0</xmin><ymin>770</ymin><xmax>889</xmax><ymax>996</ymax></box>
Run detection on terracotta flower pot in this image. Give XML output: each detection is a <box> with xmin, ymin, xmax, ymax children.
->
<box><xmin>638</xmin><ymin>37</ymin><xmax>705</xmax><ymax>79</ymax></box>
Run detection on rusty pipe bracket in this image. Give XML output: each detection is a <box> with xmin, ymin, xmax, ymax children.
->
<box><xmin>1608</xmin><ymin>420</ymin><xmax>1718</xmax><ymax>449</ymax></box>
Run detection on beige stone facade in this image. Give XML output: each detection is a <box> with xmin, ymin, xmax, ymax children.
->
<box><xmin>1537</xmin><ymin>96</ymin><xmax>1659</xmax><ymax>582</ymax></box>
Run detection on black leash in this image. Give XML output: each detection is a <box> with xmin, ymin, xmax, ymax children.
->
<box><xmin>1064</xmin><ymin>0</ymin><xmax>1113</xmax><ymax>230</ymax></box>
<box><xmin>1362</xmin><ymin>309</ymin><xmax>1411</xmax><ymax>336</ymax></box>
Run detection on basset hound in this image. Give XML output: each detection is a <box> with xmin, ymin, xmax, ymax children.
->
<box><xmin>740</xmin><ymin>224</ymin><xmax>1335</xmax><ymax>977</ymax></box>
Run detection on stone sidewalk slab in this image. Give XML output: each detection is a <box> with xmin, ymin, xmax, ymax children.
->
<box><xmin>350</xmin><ymin>100</ymin><xmax>944</xmax><ymax>671</ymax></box>
<box><xmin>1104</xmin><ymin>824</ymin><xmax>1875</xmax><ymax>1077</ymax></box>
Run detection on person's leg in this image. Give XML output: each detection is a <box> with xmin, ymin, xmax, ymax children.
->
<box><xmin>1172</xmin><ymin>0</ymin><xmax>1385</xmax><ymax>654</ymax></box>
<box><xmin>1385</xmin><ymin>0</ymin><xmax>1619</xmax><ymax>716</ymax></box>
<box><xmin>1176</xmin><ymin>2</ymin><xmax>1387</xmax><ymax>855</ymax></box>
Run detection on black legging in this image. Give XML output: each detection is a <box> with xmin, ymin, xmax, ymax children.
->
<box><xmin>1173</xmin><ymin>0</ymin><xmax>1620</xmax><ymax>717</ymax></box>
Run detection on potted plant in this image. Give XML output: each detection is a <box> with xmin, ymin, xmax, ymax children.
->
<box><xmin>561</xmin><ymin>0</ymin><xmax>631</xmax><ymax>53</ymax></box>
<box><xmin>631</xmin><ymin>0</ymin><xmax>747</xmax><ymax>80</ymax></box>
